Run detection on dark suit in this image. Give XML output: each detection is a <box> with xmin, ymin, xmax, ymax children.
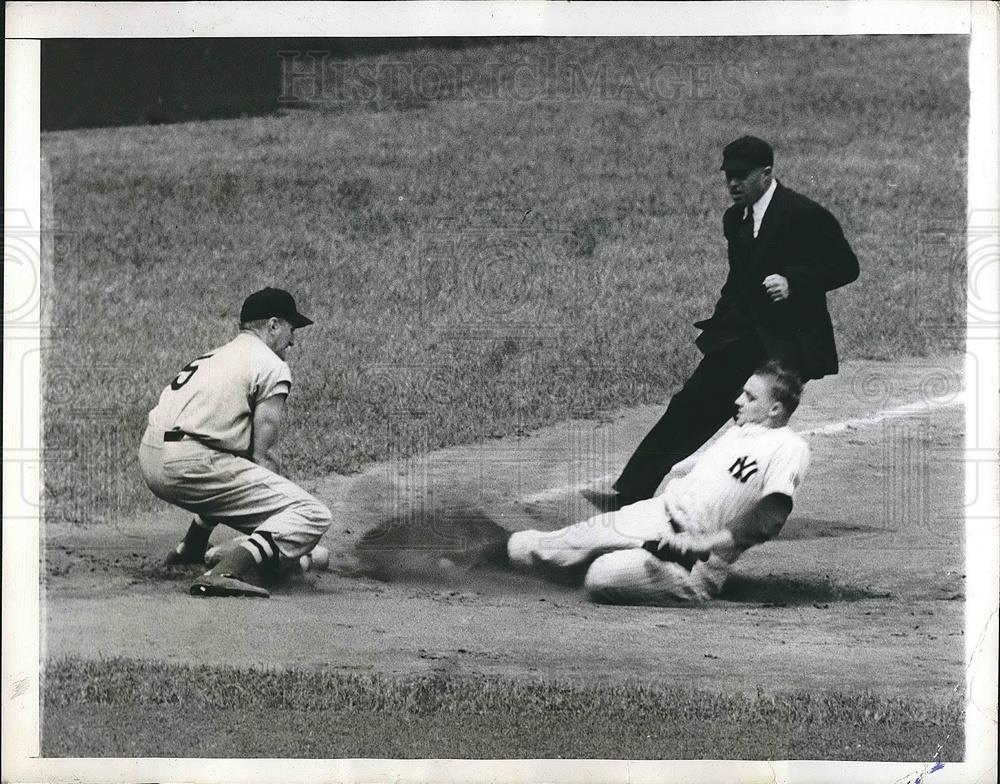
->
<box><xmin>613</xmin><ymin>181</ymin><xmax>859</xmax><ymax>502</ymax></box>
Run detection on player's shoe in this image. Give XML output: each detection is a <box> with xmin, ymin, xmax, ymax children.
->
<box><xmin>204</xmin><ymin>535</ymin><xmax>250</xmax><ymax>567</ymax></box>
<box><xmin>189</xmin><ymin>572</ymin><xmax>270</xmax><ymax>598</ymax></box>
<box><xmin>164</xmin><ymin>542</ymin><xmax>207</xmax><ymax>566</ymax></box>
<box><xmin>298</xmin><ymin>544</ymin><xmax>330</xmax><ymax>573</ymax></box>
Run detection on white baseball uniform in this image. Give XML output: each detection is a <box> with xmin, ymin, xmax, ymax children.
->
<box><xmin>508</xmin><ymin>422</ymin><xmax>810</xmax><ymax>603</ymax></box>
<box><xmin>138</xmin><ymin>331</ymin><xmax>331</xmax><ymax>561</ymax></box>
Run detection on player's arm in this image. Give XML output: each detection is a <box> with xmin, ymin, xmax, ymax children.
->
<box><xmin>650</xmin><ymin>494</ymin><xmax>793</xmax><ymax>564</ymax></box>
<box><xmin>643</xmin><ymin>526</ymin><xmax>734</xmax><ymax>568</ymax></box>
<box><xmin>667</xmin><ymin>452</ymin><xmax>699</xmax><ymax>479</ymax></box>
<box><xmin>251</xmin><ymin>393</ymin><xmax>287</xmax><ymax>474</ymax></box>
<box><xmin>727</xmin><ymin>493</ymin><xmax>793</xmax><ymax>549</ymax></box>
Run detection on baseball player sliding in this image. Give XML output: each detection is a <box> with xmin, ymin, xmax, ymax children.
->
<box><xmin>138</xmin><ymin>288</ymin><xmax>332</xmax><ymax>598</ymax></box>
<box><xmin>507</xmin><ymin>361</ymin><xmax>810</xmax><ymax>604</ymax></box>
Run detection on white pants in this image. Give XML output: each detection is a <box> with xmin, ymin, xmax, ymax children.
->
<box><xmin>508</xmin><ymin>498</ymin><xmax>730</xmax><ymax>604</ymax></box>
<box><xmin>138</xmin><ymin>427</ymin><xmax>331</xmax><ymax>560</ymax></box>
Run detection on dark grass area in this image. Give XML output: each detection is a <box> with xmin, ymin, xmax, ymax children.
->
<box><xmin>41</xmin><ymin>36</ymin><xmax>968</xmax><ymax>523</ymax></box>
<box><xmin>42</xmin><ymin>657</ymin><xmax>962</xmax><ymax>760</ymax></box>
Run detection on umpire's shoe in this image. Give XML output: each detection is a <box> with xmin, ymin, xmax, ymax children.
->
<box><xmin>190</xmin><ymin>572</ymin><xmax>270</xmax><ymax>599</ymax></box>
<box><xmin>581</xmin><ymin>488</ymin><xmax>635</xmax><ymax>513</ymax></box>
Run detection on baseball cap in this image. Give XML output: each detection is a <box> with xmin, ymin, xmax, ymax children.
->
<box><xmin>720</xmin><ymin>135</ymin><xmax>774</xmax><ymax>173</ymax></box>
<box><xmin>240</xmin><ymin>287</ymin><xmax>314</xmax><ymax>328</ymax></box>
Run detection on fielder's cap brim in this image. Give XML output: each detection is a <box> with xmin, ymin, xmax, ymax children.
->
<box><xmin>288</xmin><ymin>311</ymin><xmax>313</xmax><ymax>328</ymax></box>
<box><xmin>240</xmin><ymin>287</ymin><xmax>314</xmax><ymax>328</ymax></box>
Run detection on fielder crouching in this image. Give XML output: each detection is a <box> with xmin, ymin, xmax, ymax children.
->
<box><xmin>138</xmin><ymin>287</ymin><xmax>332</xmax><ymax>598</ymax></box>
<box><xmin>507</xmin><ymin>361</ymin><xmax>809</xmax><ymax>604</ymax></box>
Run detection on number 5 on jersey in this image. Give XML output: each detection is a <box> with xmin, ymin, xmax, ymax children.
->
<box><xmin>171</xmin><ymin>354</ymin><xmax>214</xmax><ymax>390</ymax></box>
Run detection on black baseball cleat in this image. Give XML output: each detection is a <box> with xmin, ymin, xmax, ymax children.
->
<box><xmin>164</xmin><ymin>542</ymin><xmax>207</xmax><ymax>566</ymax></box>
<box><xmin>190</xmin><ymin>572</ymin><xmax>270</xmax><ymax>598</ymax></box>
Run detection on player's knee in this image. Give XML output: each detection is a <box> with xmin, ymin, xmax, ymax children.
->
<box><xmin>310</xmin><ymin>499</ymin><xmax>333</xmax><ymax>528</ymax></box>
<box><xmin>583</xmin><ymin>551</ymin><xmax>630</xmax><ymax>599</ymax></box>
<box><xmin>290</xmin><ymin>495</ymin><xmax>333</xmax><ymax>535</ymax></box>
<box><xmin>585</xmin><ymin>549</ymin><xmax>707</xmax><ymax>605</ymax></box>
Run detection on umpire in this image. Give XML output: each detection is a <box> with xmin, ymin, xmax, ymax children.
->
<box><xmin>600</xmin><ymin>135</ymin><xmax>859</xmax><ymax>510</ymax></box>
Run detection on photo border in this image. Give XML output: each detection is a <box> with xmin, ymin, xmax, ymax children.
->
<box><xmin>4</xmin><ymin>2</ymin><xmax>997</xmax><ymax>783</ymax></box>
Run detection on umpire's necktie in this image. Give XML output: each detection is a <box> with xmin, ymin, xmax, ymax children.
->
<box><xmin>738</xmin><ymin>206</ymin><xmax>755</xmax><ymax>246</ymax></box>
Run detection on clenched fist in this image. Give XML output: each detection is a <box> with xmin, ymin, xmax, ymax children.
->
<box><xmin>763</xmin><ymin>274</ymin><xmax>790</xmax><ymax>302</ymax></box>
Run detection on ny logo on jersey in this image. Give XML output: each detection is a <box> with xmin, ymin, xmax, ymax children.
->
<box><xmin>728</xmin><ymin>455</ymin><xmax>759</xmax><ymax>483</ymax></box>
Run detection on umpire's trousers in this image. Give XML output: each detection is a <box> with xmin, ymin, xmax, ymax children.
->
<box><xmin>612</xmin><ymin>336</ymin><xmax>767</xmax><ymax>502</ymax></box>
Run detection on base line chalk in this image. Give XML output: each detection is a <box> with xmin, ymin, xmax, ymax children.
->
<box><xmin>521</xmin><ymin>390</ymin><xmax>964</xmax><ymax>505</ymax></box>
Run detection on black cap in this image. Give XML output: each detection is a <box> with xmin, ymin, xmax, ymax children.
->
<box><xmin>240</xmin><ymin>287</ymin><xmax>313</xmax><ymax>328</ymax></box>
<box><xmin>720</xmin><ymin>135</ymin><xmax>773</xmax><ymax>172</ymax></box>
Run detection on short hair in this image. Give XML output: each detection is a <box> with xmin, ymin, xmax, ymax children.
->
<box><xmin>754</xmin><ymin>360</ymin><xmax>804</xmax><ymax>417</ymax></box>
<box><xmin>240</xmin><ymin>317</ymin><xmax>272</xmax><ymax>331</ymax></box>
<box><xmin>240</xmin><ymin>316</ymin><xmax>291</xmax><ymax>331</ymax></box>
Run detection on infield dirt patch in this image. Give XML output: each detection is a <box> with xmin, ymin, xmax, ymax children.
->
<box><xmin>44</xmin><ymin>357</ymin><xmax>966</xmax><ymax>710</ymax></box>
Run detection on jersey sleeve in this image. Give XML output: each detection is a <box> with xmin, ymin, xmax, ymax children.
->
<box><xmin>760</xmin><ymin>436</ymin><xmax>810</xmax><ymax>498</ymax></box>
<box><xmin>253</xmin><ymin>354</ymin><xmax>292</xmax><ymax>404</ymax></box>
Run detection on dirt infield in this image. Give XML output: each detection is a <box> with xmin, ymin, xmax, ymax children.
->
<box><xmin>43</xmin><ymin>356</ymin><xmax>966</xmax><ymax>702</ymax></box>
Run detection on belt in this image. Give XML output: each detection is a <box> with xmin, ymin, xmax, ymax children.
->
<box><xmin>163</xmin><ymin>430</ymin><xmax>195</xmax><ymax>442</ymax></box>
<box><xmin>162</xmin><ymin>432</ymin><xmax>235</xmax><ymax>456</ymax></box>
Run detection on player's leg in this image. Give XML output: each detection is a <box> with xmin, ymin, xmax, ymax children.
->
<box><xmin>204</xmin><ymin>535</ymin><xmax>330</xmax><ymax>573</ymax></box>
<box><xmin>158</xmin><ymin>448</ymin><xmax>330</xmax><ymax>552</ymax></box>
<box><xmin>138</xmin><ymin>430</ymin><xmax>219</xmax><ymax>565</ymax></box>
<box><xmin>612</xmin><ymin>338</ymin><xmax>765</xmax><ymax>503</ymax></box>
<box><xmin>508</xmin><ymin>498</ymin><xmax>669</xmax><ymax>577</ymax></box>
<box><xmin>197</xmin><ymin>457</ymin><xmax>330</xmax><ymax>550</ymax></box>
<box><xmin>138</xmin><ymin>427</ymin><xmax>178</xmax><ymax>504</ymax></box>
<box><xmin>164</xmin><ymin>516</ymin><xmax>217</xmax><ymax>565</ymax></box>
<box><xmin>161</xmin><ymin>451</ymin><xmax>331</xmax><ymax>596</ymax></box>
<box><xmin>584</xmin><ymin>549</ymin><xmax>730</xmax><ymax>605</ymax></box>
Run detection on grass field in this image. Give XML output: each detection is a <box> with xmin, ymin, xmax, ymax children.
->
<box><xmin>43</xmin><ymin>657</ymin><xmax>962</xmax><ymax>760</ymax></box>
<box><xmin>41</xmin><ymin>35</ymin><xmax>968</xmax><ymax>524</ymax></box>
